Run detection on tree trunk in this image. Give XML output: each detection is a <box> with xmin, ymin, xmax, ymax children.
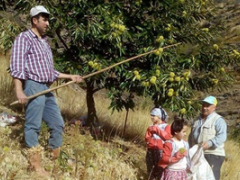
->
<box><xmin>85</xmin><ymin>80</ymin><xmax>98</xmax><ymax>126</ymax></box>
<box><xmin>122</xmin><ymin>108</ymin><xmax>129</xmax><ymax>138</ymax></box>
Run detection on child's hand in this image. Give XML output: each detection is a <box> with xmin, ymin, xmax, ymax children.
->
<box><xmin>174</xmin><ymin>151</ymin><xmax>185</xmax><ymax>159</ymax></box>
<box><xmin>169</xmin><ymin>152</ymin><xmax>184</xmax><ymax>163</ymax></box>
<box><xmin>169</xmin><ymin>150</ymin><xmax>187</xmax><ymax>163</ymax></box>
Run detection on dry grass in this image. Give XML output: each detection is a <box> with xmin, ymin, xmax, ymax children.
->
<box><xmin>55</xmin><ymin>85</ymin><xmax>155</xmax><ymax>141</ymax></box>
<box><xmin>221</xmin><ymin>140</ymin><xmax>240</xmax><ymax>180</ymax></box>
<box><xmin>0</xmin><ymin>52</ymin><xmax>239</xmax><ymax>180</ymax></box>
<box><xmin>0</xmin><ymin>125</ymin><xmax>143</xmax><ymax>180</ymax></box>
<box><xmin>0</xmin><ymin>53</ymin><xmax>147</xmax><ymax>180</ymax></box>
<box><xmin>0</xmin><ymin>53</ymin><xmax>15</xmax><ymax>106</ymax></box>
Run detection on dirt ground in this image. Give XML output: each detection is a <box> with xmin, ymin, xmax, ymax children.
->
<box><xmin>213</xmin><ymin>83</ymin><xmax>240</xmax><ymax>127</ymax></box>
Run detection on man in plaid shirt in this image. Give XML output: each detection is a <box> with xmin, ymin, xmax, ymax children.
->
<box><xmin>10</xmin><ymin>5</ymin><xmax>83</xmax><ymax>177</ymax></box>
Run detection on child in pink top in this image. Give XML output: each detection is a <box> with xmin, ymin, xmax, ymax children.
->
<box><xmin>159</xmin><ymin>117</ymin><xmax>190</xmax><ymax>180</ymax></box>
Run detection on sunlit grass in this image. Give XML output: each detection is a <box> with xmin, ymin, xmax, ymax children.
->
<box><xmin>221</xmin><ymin>140</ymin><xmax>240</xmax><ymax>180</ymax></box>
<box><xmin>55</xmin><ymin>84</ymin><xmax>87</xmax><ymax>120</ymax></box>
<box><xmin>0</xmin><ymin>53</ymin><xmax>15</xmax><ymax>107</ymax></box>
<box><xmin>0</xmin><ymin>125</ymin><xmax>142</xmax><ymax>180</ymax></box>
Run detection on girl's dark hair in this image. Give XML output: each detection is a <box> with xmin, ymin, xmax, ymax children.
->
<box><xmin>171</xmin><ymin>116</ymin><xmax>188</xmax><ymax>136</ymax></box>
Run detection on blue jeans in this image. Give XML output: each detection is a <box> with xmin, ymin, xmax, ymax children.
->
<box><xmin>24</xmin><ymin>80</ymin><xmax>64</xmax><ymax>149</ymax></box>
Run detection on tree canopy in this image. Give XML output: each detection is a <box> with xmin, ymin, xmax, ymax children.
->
<box><xmin>1</xmin><ymin>0</ymin><xmax>240</xmax><ymax>124</ymax></box>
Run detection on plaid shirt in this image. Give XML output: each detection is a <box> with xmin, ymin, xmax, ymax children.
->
<box><xmin>10</xmin><ymin>29</ymin><xmax>59</xmax><ymax>83</ymax></box>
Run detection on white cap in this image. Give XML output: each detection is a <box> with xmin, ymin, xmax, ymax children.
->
<box><xmin>30</xmin><ymin>5</ymin><xmax>50</xmax><ymax>17</ymax></box>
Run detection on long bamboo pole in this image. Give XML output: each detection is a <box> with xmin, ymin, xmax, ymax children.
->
<box><xmin>10</xmin><ymin>42</ymin><xmax>181</xmax><ymax>106</ymax></box>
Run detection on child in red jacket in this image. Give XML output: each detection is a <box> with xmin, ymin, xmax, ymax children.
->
<box><xmin>159</xmin><ymin>117</ymin><xmax>190</xmax><ymax>180</ymax></box>
<box><xmin>145</xmin><ymin>107</ymin><xmax>172</xmax><ymax>180</ymax></box>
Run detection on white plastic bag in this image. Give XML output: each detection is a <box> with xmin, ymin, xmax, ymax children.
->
<box><xmin>187</xmin><ymin>145</ymin><xmax>215</xmax><ymax>180</ymax></box>
<box><xmin>0</xmin><ymin>112</ymin><xmax>17</xmax><ymax>127</ymax></box>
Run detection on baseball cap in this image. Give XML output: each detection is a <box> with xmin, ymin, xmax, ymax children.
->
<box><xmin>202</xmin><ymin>96</ymin><xmax>217</xmax><ymax>106</ymax></box>
<box><xmin>150</xmin><ymin>107</ymin><xmax>168</xmax><ymax>122</ymax></box>
<box><xmin>30</xmin><ymin>5</ymin><xmax>50</xmax><ymax>17</ymax></box>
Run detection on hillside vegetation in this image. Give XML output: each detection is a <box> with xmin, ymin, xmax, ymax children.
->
<box><xmin>1</xmin><ymin>53</ymin><xmax>240</xmax><ymax>180</ymax></box>
<box><xmin>1</xmin><ymin>0</ymin><xmax>240</xmax><ymax>180</ymax></box>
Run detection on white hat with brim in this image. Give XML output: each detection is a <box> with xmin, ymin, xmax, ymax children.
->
<box><xmin>30</xmin><ymin>5</ymin><xmax>50</xmax><ymax>17</ymax></box>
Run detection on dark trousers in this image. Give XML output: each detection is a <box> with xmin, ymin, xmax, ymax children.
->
<box><xmin>146</xmin><ymin>149</ymin><xmax>163</xmax><ymax>180</ymax></box>
<box><xmin>204</xmin><ymin>154</ymin><xmax>225</xmax><ymax>180</ymax></box>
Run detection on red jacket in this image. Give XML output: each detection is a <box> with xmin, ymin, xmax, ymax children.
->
<box><xmin>145</xmin><ymin>124</ymin><xmax>171</xmax><ymax>149</ymax></box>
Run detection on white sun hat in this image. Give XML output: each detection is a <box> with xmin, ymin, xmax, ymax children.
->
<box><xmin>30</xmin><ymin>5</ymin><xmax>50</xmax><ymax>17</ymax></box>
